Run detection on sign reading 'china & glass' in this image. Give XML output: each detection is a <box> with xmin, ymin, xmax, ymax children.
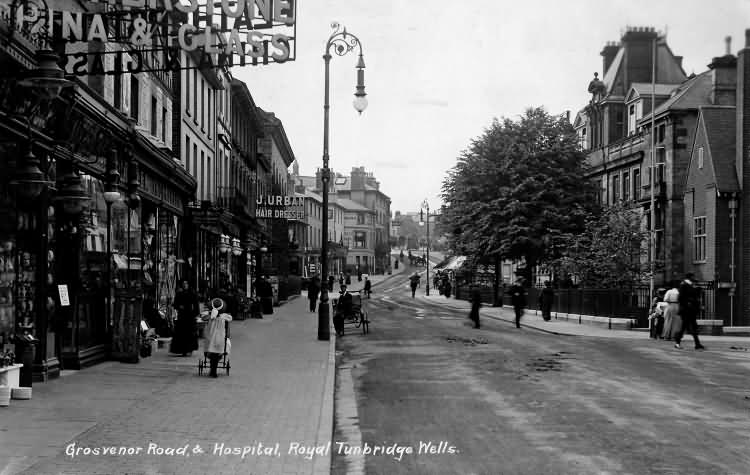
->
<box><xmin>0</xmin><ymin>0</ymin><xmax>297</xmax><ymax>75</ymax></box>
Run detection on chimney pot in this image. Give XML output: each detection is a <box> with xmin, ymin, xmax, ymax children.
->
<box><xmin>745</xmin><ymin>29</ymin><xmax>750</xmax><ymax>47</ymax></box>
<box><xmin>726</xmin><ymin>35</ymin><xmax>732</xmax><ymax>55</ymax></box>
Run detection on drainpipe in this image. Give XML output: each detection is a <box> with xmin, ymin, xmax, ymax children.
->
<box><xmin>729</xmin><ymin>194</ymin><xmax>738</xmax><ymax>327</ymax></box>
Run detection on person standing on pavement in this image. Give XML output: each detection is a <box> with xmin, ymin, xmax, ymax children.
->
<box><xmin>539</xmin><ymin>280</ymin><xmax>554</xmax><ymax>321</ymax></box>
<box><xmin>202</xmin><ymin>298</ymin><xmax>232</xmax><ymax>378</ymax></box>
<box><xmin>328</xmin><ymin>275</ymin><xmax>335</xmax><ymax>292</ymax></box>
<box><xmin>469</xmin><ymin>285</ymin><xmax>481</xmax><ymax>329</ymax></box>
<box><xmin>170</xmin><ymin>279</ymin><xmax>199</xmax><ymax>356</ymax></box>
<box><xmin>308</xmin><ymin>275</ymin><xmax>320</xmax><ymax>313</ymax></box>
<box><xmin>675</xmin><ymin>273</ymin><xmax>705</xmax><ymax>350</ymax></box>
<box><xmin>648</xmin><ymin>288</ymin><xmax>667</xmax><ymax>339</ymax></box>
<box><xmin>363</xmin><ymin>276</ymin><xmax>372</xmax><ymax>299</ymax></box>
<box><xmin>409</xmin><ymin>273</ymin><xmax>420</xmax><ymax>298</ymax></box>
<box><xmin>662</xmin><ymin>281</ymin><xmax>681</xmax><ymax>340</ymax></box>
<box><xmin>509</xmin><ymin>278</ymin><xmax>527</xmax><ymax>328</ymax></box>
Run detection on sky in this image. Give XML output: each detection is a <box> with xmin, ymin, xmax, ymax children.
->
<box><xmin>236</xmin><ymin>0</ymin><xmax>750</xmax><ymax>216</ymax></box>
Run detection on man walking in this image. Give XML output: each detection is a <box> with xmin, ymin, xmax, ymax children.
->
<box><xmin>509</xmin><ymin>277</ymin><xmax>526</xmax><ymax>328</ymax></box>
<box><xmin>539</xmin><ymin>280</ymin><xmax>554</xmax><ymax>321</ymax></box>
<box><xmin>469</xmin><ymin>285</ymin><xmax>481</xmax><ymax>329</ymax></box>
<box><xmin>409</xmin><ymin>273</ymin><xmax>420</xmax><ymax>298</ymax></box>
<box><xmin>308</xmin><ymin>275</ymin><xmax>320</xmax><ymax>313</ymax></box>
<box><xmin>675</xmin><ymin>273</ymin><xmax>705</xmax><ymax>350</ymax></box>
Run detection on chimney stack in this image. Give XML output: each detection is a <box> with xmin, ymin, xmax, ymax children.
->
<box><xmin>600</xmin><ymin>41</ymin><xmax>619</xmax><ymax>76</ymax></box>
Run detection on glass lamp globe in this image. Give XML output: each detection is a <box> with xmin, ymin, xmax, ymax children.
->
<box><xmin>353</xmin><ymin>95</ymin><xmax>368</xmax><ymax>114</ymax></box>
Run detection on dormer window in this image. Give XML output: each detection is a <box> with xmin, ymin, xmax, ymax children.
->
<box><xmin>627</xmin><ymin>100</ymin><xmax>642</xmax><ymax>136</ymax></box>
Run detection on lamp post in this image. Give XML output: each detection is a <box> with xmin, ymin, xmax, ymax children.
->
<box><xmin>103</xmin><ymin>149</ymin><xmax>121</xmax><ymax>337</ymax></box>
<box><xmin>319</xmin><ymin>22</ymin><xmax>367</xmax><ymax>341</ymax></box>
<box><xmin>419</xmin><ymin>200</ymin><xmax>431</xmax><ymax>296</ymax></box>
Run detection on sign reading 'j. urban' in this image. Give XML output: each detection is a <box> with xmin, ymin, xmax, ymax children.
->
<box><xmin>255</xmin><ymin>195</ymin><xmax>304</xmax><ymax>220</ymax></box>
<box><xmin>0</xmin><ymin>0</ymin><xmax>296</xmax><ymax>75</ymax></box>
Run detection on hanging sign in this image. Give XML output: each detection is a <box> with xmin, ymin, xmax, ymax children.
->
<box><xmin>0</xmin><ymin>0</ymin><xmax>297</xmax><ymax>75</ymax></box>
<box><xmin>57</xmin><ymin>285</ymin><xmax>70</xmax><ymax>307</ymax></box>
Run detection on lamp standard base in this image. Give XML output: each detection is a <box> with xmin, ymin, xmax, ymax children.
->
<box><xmin>318</xmin><ymin>291</ymin><xmax>330</xmax><ymax>340</ymax></box>
<box><xmin>426</xmin><ymin>285</ymin><xmax>430</xmax><ymax>296</ymax></box>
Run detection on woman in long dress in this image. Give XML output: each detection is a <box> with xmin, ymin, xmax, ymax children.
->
<box><xmin>662</xmin><ymin>282</ymin><xmax>682</xmax><ymax>340</ymax></box>
<box><xmin>169</xmin><ymin>280</ymin><xmax>199</xmax><ymax>356</ymax></box>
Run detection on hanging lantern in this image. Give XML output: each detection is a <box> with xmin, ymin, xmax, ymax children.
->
<box><xmin>10</xmin><ymin>148</ymin><xmax>51</xmax><ymax>200</ymax></box>
<box><xmin>55</xmin><ymin>169</ymin><xmax>89</xmax><ymax>216</ymax></box>
<box><xmin>231</xmin><ymin>238</ymin><xmax>242</xmax><ymax>256</ymax></box>
<box><xmin>219</xmin><ymin>234</ymin><xmax>230</xmax><ymax>253</ymax></box>
<box><xmin>103</xmin><ymin>148</ymin><xmax>121</xmax><ymax>204</ymax></box>
<box><xmin>125</xmin><ymin>156</ymin><xmax>140</xmax><ymax>209</ymax></box>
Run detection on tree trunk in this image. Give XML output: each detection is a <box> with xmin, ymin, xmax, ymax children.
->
<box><xmin>493</xmin><ymin>255</ymin><xmax>501</xmax><ymax>307</ymax></box>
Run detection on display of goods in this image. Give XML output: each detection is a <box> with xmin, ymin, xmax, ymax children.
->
<box><xmin>0</xmin><ymin>385</ymin><xmax>10</xmax><ymax>407</ymax></box>
<box><xmin>11</xmin><ymin>386</ymin><xmax>31</xmax><ymax>400</ymax></box>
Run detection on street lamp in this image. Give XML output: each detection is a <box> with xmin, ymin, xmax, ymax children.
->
<box><xmin>319</xmin><ymin>22</ymin><xmax>367</xmax><ymax>341</ymax></box>
<box><xmin>419</xmin><ymin>200</ymin><xmax>432</xmax><ymax>296</ymax></box>
<box><xmin>103</xmin><ymin>149</ymin><xmax>121</xmax><ymax>336</ymax></box>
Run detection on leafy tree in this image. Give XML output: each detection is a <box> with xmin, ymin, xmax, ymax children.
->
<box><xmin>441</xmin><ymin>107</ymin><xmax>597</xmax><ymax>282</ymax></box>
<box><xmin>552</xmin><ymin>202</ymin><xmax>650</xmax><ymax>288</ymax></box>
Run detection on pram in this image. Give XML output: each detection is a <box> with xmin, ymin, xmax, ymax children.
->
<box><xmin>332</xmin><ymin>291</ymin><xmax>369</xmax><ymax>335</ymax></box>
<box><xmin>197</xmin><ymin>318</ymin><xmax>231</xmax><ymax>376</ymax></box>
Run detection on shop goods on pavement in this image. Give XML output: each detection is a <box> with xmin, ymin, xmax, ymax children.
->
<box><xmin>0</xmin><ymin>385</ymin><xmax>10</xmax><ymax>406</ymax></box>
<box><xmin>11</xmin><ymin>386</ymin><xmax>31</xmax><ymax>400</ymax></box>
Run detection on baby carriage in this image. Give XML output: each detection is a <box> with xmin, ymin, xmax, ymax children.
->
<box><xmin>197</xmin><ymin>303</ymin><xmax>231</xmax><ymax>376</ymax></box>
<box><xmin>332</xmin><ymin>290</ymin><xmax>369</xmax><ymax>336</ymax></box>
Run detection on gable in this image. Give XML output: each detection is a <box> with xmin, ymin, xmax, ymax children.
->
<box><xmin>685</xmin><ymin>107</ymin><xmax>738</xmax><ymax>195</ymax></box>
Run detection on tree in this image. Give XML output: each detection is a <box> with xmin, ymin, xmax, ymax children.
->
<box><xmin>441</xmin><ymin>107</ymin><xmax>597</xmax><ymax>282</ymax></box>
<box><xmin>552</xmin><ymin>202</ymin><xmax>650</xmax><ymax>288</ymax></box>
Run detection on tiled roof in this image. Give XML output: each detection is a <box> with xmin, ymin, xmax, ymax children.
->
<box><xmin>337</xmin><ymin>198</ymin><xmax>373</xmax><ymax>212</ymax></box>
<box><xmin>643</xmin><ymin>70</ymin><xmax>712</xmax><ymax>120</ymax></box>
<box><xmin>301</xmin><ymin>190</ymin><xmax>323</xmax><ymax>202</ymax></box>
<box><xmin>701</xmin><ymin>106</ymin><xmax>738</xmax><ymax>192</ymax></box>
<box><xmin>627</xmin><ymin>82</ymin><xmax>680</xmax><ymax>100</ymax></box>
<box><xmin>332</xmin><ymin>177</ymin><xmax>378</xmax><ymax>192</ymax></box>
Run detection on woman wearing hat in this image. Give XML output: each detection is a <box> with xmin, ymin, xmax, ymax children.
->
<box><xmin>203</xmin><ymin>297</ymin><xmax>232</xmax><ymax>378</ymax></box>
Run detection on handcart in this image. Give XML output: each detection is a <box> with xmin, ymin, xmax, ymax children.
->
<box><xmin>197</xmin><ymin>318</ymin><xmax>231</xmax><ymax>376</ymax></box>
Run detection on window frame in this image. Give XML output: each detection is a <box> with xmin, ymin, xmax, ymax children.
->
<box><xmin>693</xmin><ymin>216</ymin><xmax>707</xmax><ymax>263</ymax></box>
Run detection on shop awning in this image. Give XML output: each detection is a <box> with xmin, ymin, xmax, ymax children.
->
<box><xmin>113</xmin><ymin>254</ymin><xmax>143</xmax><ymax>270</ymax></box>
<box><xmin>436</xmin><ymin>256</ymin><xmax>467</xmax><ymax>271</ymax></box>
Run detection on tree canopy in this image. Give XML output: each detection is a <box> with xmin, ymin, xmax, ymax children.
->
<box><xmin>551</xmin><ymin>202</ymin><xmax>650</xmax><ymax>288</ymax></box>
<box><xmin>441</xmin><ymin>107</ymin><xmax>597</xmax><ymax>278</ymax></box>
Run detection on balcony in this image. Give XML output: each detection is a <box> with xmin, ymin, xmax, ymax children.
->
<box><xmin>217</xmin><ymin>186</ymin><xmax>252</xmax><ymax>217</ymax></box>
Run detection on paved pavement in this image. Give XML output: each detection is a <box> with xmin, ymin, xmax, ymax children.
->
<box><xmin>0</xmin><ymin>295</ymin><xmax>335</xmax><ymax>475</ymax></box>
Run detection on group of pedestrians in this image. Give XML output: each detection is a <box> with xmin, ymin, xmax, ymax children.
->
<box><xmin>467</xmin><ymin>277</ymin><xmax>530</xmax><ymax>330</ymax></box>
<box><xmin>648</xmin><ymin>273</ymin><xmax>705</xmax><ymax>350</ymax></box>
